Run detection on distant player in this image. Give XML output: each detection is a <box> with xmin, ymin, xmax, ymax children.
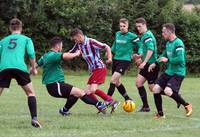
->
<box><xmin>0</xmin><ymin>18</ymin><xmax>41</xmax><ymax>128</ymax></box>
<box><xmin>149</xmin><ymin>23</ymin><xmax>192</xmax><ymax>118</ymax></box>
<box><xmin>134</xmin><ymin>17</ymin><xmax>160</xmax><ymax>112</ymax></box>
<box><xmin>36</xmin><ymin>37</ymin><xmax>107</xmax><ymax>115</ymax></box>
<box><xmin>70</xmin><ymin>28</ymin><xmax>118</xmax><ymax>113</ymax></box>
<box><xmin>107</xmin><ymin>18</ymin><xmax>141</xmax><ymax>101</ymax></box>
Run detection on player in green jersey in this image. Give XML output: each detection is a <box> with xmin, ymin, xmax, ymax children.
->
<box><xmin>0</xmin><ymin>18</ymin><xmax>41</xmax><ymax>128</ymax></box>
<box><xmin>134</xmin><ymin>17</ymin><xmax>160</xmax><ymax>112</ymax></box>
<box><xmin>107</xmin><ymin>18</ymin><xmax>141</xmax><ymax>101</ymax></box>
<box><xmin>149</xmin><ymin>23</ymin><xmax>192</xmax><ymax>118</ymax></box>
<box><xmin>36</xmin><ymin>37</ymin><xmax>107</xmax><ymax>115</ymax></box>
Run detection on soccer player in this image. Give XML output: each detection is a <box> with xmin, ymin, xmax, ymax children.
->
<box><xmin>107</xmin><ymin>18</ymin><xmax>141</xmax><ymax>101</ymax></box>
<box><xmin>70</xmin><ymin>28</ymin><xmax>118</xmax><ymax>113</ymax></box>
<box><xmin>134</xmin><ymin>17</ymin><xmax>160</xmax><ymax>112</ymax></box>
<box><xmin>149</xmin><ymin>23</ymin><xmax>192</xmax><ymax>118</ymax></box>
<box><xmin>36</xmin><ymin>37</ymin><xmax>107</xmax><ymax>115</ymax></box>
<box><xmin>0</xmin><ymin>18</ymin><xmax>41</xmax><ymax>128</ymax></box>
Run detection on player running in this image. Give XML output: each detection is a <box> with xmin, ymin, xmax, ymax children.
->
<box><xmin>149</xmin><ymin>23</ymin><xmax>192</xmax><ymax>118</ymax></box>
<box><xmin>107</xmin><ymin>18</ymin><xmax>142</xmax><ymax>101</ymax></box>
<box><xmin>134</xmin><ymin>17</ymin><xmax>160</xmax><ymax>112</ymax></box>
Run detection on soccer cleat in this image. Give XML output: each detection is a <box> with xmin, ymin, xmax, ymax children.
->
<box><xmin>154</xmin><ymin>113</ymin><xmax>165</xmax><ymax>119</ymax></box>
<box><xmin>59</xmin><ymin>108</ymin><xmax>71</xmax><ymax>116</ymax></box>
<box><xmin>97</xmin><ymin>103</ymin><xmax>107</xmax><ymax>114</ymax></box>
<box><xmin>110</xmin><ymin>100</ymin><xmax>119</xmax><ymax>114</ymax></box>
<box><xmin>185</xmin><ymin>104</ymin><xmax>192</xmax><ymax>117</ymax></box>
<box><xmin>137</xmin><ymin>106</ymin><xmax>150</xmax><ymax>112</ymax></box>
<box><xmin>31</xmin><ymin>119</ymin><xmax>42</xmax><ymax>128</ymax></box>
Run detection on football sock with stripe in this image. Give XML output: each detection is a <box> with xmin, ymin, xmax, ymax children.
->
<box><xmin>117</xmin><ymin>84</ymin><xmax>131</xmax><ymax>100</ymax></box>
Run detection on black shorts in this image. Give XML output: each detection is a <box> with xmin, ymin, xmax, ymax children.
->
<box><xmin>139</xmin><ymin>63</ymin><xmax>160</xmax><ymax>84</ymax></box>
<box><xmin>46</xmin><ymin>82</ymin><xmax>73</xmax><ymax>98</ymax></box>
<box><xmin>112</xmin><ymin>59</ymin><xmax>131</xmax><ymax>75</ymax></box>
<box><xmin>155</xmin><ymin>73</ymin><xmax>184</xmax><ymax>93</ymax></box>
<box><xmin>0</xmin><ymin>69</ymin><xmax>31</xmax><ymax>88</ymax></box>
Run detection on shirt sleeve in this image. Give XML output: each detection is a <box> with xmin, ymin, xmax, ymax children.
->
<box><xmin>37</xmin><ymin>56</ymin><xmax>44</xmax><ymax>66</ymax></box>
<box><xmin>169</xmin><ymin>45</ymin><xmax>185</xmax><ymax>64</ymax></box>
<box><xmin>144</xmin><ymin>37</ymin><xmax>154</xmax><ymax>51</ymax></box>
<box><xmin>26</xmin><ymin>39</ymin><xmax>36</xmax><ymax>59</ymax></box>
<box><xmin>69</xmin><ymin>44</ymin><xmax>79</xmax><ymax>53</ymax></box>
<box><xmin>132</xmin><ymin>37</ymin><xmax>143</xmax><ymax>54</ymax></box>
<box><xmin>90</xmin><ymin>38</ymin><xmax>106</xmax><ymax>49</ymax></box>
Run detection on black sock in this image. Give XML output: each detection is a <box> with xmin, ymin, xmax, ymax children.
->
<box><xmin>138</xmin><ymin>86</ymin><xmax>149</xmax><ymax>108</ymax></box>
<box><xmin>117</xmin><ymin>84</ymin><xmax>131</xmax><ymax>100</ymax></box>
<box><xmin>107</xmin><ymin>83</ymin><xmax>115</xmax><ymax>96</ymax></box>
<box><xmin>64</xmin><ymin>95</ymin><xmax>78</xmax><ymax>110</ymax></box>
<box><xmin>81</xmin><ymin>94</ymin><xmax>98</xmax><ymax>106</ymax></box>
<box><xmin>170</xmin><ymin>92</ymin><xmax>189</xmax><ymax>106</ymax></box>
<box><xmin>28</xmin><ymin>96</ymin><xmax>37</xmax><ymax>119</ymax></box>
<box><xmin>154</xmin><ymin>93</ymin><xmax>163</xmax><ymax>116</ymax></box>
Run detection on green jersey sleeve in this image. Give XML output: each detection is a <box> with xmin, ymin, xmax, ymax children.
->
<box><xmin>111</xmin><ymin>33</ymin><xmax>117</xmax><ymax>54</ymax></box>
<box><xmin>132</xmin><ymin>37</ymin><xmax>143</xmax><ymax>54</ymax></box>
<box><xmin>144</xmin><ymin>37</ymin><xmax>155</xmax><ymax>51</ymax></box>
<box><xmin>37</xmin><ymin>56</ymin><xmax>44</xmax><ymax>66</ymax></box>
<box><xmin>169</xmin><ymin>45</ymin><xmax>185</xmax><ymax>64</ymax></box>
<box><xmin>26</xmin><ymin>39</ymin><xmax>35</xmax><ymax>59</ymax></box>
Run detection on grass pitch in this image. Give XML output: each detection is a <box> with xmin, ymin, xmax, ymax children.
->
<box><xmin>0</xmin><ymin>74</ymin><xmax>199</xmax><ymax>137</ymax></box>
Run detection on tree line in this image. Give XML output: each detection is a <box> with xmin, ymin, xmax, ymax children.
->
<box><xmin>0</xmin><ymin>0</ymin><xmax>200</xmax><ymax>73</ymax></box>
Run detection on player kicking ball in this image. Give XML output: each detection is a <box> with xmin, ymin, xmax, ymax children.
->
<box><xmin>70</xmin><ymin>28</ymin><xmax>119</xmax><ymax>113</ymax></box>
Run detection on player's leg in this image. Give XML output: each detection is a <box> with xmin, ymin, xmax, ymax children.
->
<box><xmin>164</xmin><ymin>76</ymin><xmax>192</xmax><ymax>117</ymax></box>
<box><xmin>136</xmin><ymin>74</ymin><xmax>149</xmax><ymax>112</ymax></box>
<box><xmin>152</xmin><ymin>84</ymin><xmax>164</xmax><ymax>119</ymax></box>
<box><xmin>21</xmin><ymin>83</ymin><xmax>41</xmax><ymax>128</ymax></box>
<box><xmin>13</xmin><ymin>69</ymin><xmax>41</xmax><ymax>128</ymax></box>
<box><xmin>107</xmin><ymin>60</ymin><xmax>117</xmax><ymax>96</ymax></box>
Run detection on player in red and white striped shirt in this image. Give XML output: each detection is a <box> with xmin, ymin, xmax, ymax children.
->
<box><xmin>70</xmin><ymin>28</ymin><xmax>118</xmax><ymax>113</ymax></box>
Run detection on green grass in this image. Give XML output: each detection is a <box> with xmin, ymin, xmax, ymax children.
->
<box><xmin>0</xmin><ymin>75</ymin><xmax>200</xmax><ymax>137</ymax></box>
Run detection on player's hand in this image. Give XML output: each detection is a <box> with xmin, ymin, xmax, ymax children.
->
<box><xmin>135</xmin><ymin>58</ymin><xmax>142</xmax><ymax>67</ymax></box>
<box><xmin>159</xmin><ymin>57</ymin><xmax>168</xmax><ymax>63</ymax></box>
<box><xmin>132</xmin><ymin>54</ymin><xmax>142</xmax><ymax>60</ymax></box>
<box><xmin>75</xmin><ymin>50</ymin><xmax>81</xmax><ymax>56</ymax></box>
<box><xmin>148</xmin><ymin>63</ymin><xmax>156</xmax><ymax>72</ymax></box>
<box><xmin>29</xmin><ymin>67</ymin><xmax>38</xmax><ymax>76</ymax></box>
<box><xmin>139</xmin><ymin>61</ymin><xmax>146</xmax><ymax>69</ymax></box>
<box><xmin>106</xmin><ymin>59</ymin><xmax>112</xmax><ymax>64</ymax></box>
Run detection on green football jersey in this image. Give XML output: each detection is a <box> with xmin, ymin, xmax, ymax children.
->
<box><xmin>0</xmin><ymin>34</ymin><xmax>35</xmax><ymax>73</ymax></box>
<box><xmin>140</xmin><ymin>30</ymin><xmax>158</xmax><ymax>63</ymax></box>
<box><xmin>111</xmin><ymin>31</ymin><xmax>142</xmax><ymax>61</ymax></box>
<box><xmin>160</xmin><ymin>38</ymin><xmax>186</xmax><ymax>76</ymax></box>
<box><xmin>38</xmin><ymin>51</ymin><xmax>65</xmax><ymax>84</ymax></box>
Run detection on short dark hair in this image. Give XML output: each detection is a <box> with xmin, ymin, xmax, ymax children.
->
<box><xmin>135</xmin><ymin>17</ymin><xmax>147</xmax><ymax>24</ymax></box>
<box><xmin>70</xmin><ymin>28</ymin><xmax>83</xmax><ymax>37</ymax></box>
<box><xmin>9</xmin><ymin>18</ymin><xmax>22</xmax><ymax>31</ymax></box>
<box><xmin>162</xmin><ymin>23</ymin><xmax>175</xmax><ymax>33</ymax></box>
<box><xmin>50</xmin><ymin>36</ymin><xmax>62</xmax><ymax>47</ymax></box>
<box><xmin>119</xmin><ymin>18</ymin><xmax>128</xmax><ymax>24</ymax></box>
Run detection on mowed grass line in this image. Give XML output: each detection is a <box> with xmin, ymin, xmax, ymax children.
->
<box><xmin>0</xmin><ymin>75</ymin><xmax>199</xmax><ymax>137</ymax></box>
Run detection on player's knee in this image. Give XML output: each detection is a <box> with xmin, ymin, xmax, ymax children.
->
<box><xmin>136</xmin><ymin>80</ymin><xmax>143</xmax><ymax>88</ymax></box>
<box><xmin>71</xmin><ymin>87</ymin><xmax>84</xmax><ymax>97</ymax></box>
<box><xmin>164</xmin><ymin>87</ymin><xmax>173</xmax><ymax>96</ymax></box>
<box><xmin>152</xmin><ymin>85</ymin><xmax>161</xmax><ymax>94</ymax></box>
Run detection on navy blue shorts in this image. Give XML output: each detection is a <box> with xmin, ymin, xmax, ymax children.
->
<box><xmin>155</xmin><ymin>73</ymin><xmax>184</xmax><ymax>93</ymax></box>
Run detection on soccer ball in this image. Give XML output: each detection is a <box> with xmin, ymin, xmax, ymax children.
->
<box><xmin>122</xmin><ymin>100</ymin><xmax>136</xmax><ymax>112</ymax></box>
